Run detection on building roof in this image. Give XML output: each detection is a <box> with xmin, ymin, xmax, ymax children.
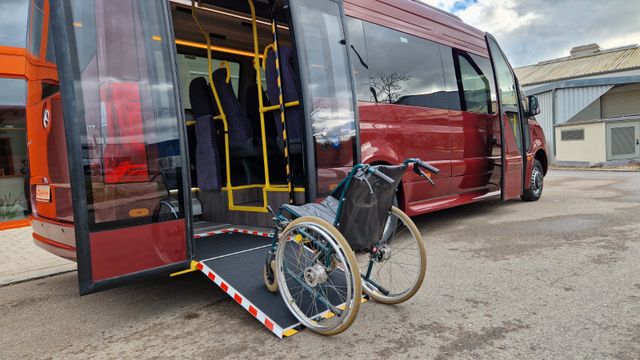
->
<box><xmin>514</xmin><ymin>44</ymin><xmax>640</xmax><ymax>86</ymax></box>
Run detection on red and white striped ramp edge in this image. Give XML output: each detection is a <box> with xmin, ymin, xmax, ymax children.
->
<box><xmin>195</xmin><ymin>261</ymin><xmax>300</xmax><ymax>338</ymax></box>
<box><xmin>193</xmin><ymin>227</ymin><xmax>273</xmax><ymax>239</ymax></box>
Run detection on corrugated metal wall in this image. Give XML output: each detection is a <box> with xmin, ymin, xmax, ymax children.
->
<box><xmin>526</xmin><ymin>85</ymin><xmax>612</xmax><ymax>161</ymax></box>
<box><xmin>555</xmin><ymin>86</ymin><xmax>612</xmax><ymax>123</ymax></box>
<box><xmin>535</xmin><ymin>91</ymin><xmax>555</xmax><ymax>157</ymax></box>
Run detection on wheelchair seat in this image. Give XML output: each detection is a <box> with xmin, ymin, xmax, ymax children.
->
<box><xmin>281</xmin><ymin>195</ymin><xmax>339</xmax><ymax>224</ymax></box>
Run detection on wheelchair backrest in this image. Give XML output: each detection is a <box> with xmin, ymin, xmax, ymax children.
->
<box><xmin>335</xmin><ymin>164</ymin><xmax>406</xmax><ymax>251</ymax></box>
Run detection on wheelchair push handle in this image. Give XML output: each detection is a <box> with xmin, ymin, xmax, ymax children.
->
<box><xmin>403</xmin><ymin>158</ymin><xmax>439</xmax><ymax>186</ymax></box>
<box><xmin>368</xmin><ymin>167</ymin><xmax>395</xmax><ymax>184</ymax></box>
<box><xmin>415</xmin><ymin>159</ymin><xmax>440</xmax><ymax>174</ymax></box>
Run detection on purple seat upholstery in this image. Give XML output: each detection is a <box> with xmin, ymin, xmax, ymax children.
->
<box><xmin>265</xmin><ymin>46</ymin><xmax>303</xmax><ymax>152</ymax></box>
<box><xmin>189</xmin><ymin>77</ymin><xmax>221</xmax><ymax>191</ymax></box>
<box><xmin>212</xmin><ymin>68</ymin><xmax>255</xmax><ymax>150</ymax></box>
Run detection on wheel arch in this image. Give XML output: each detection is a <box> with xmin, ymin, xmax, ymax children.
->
<box><xmin>534</xmin><ymin>149</ymin><xmax>548</xmax><ymax>176</ymax></box>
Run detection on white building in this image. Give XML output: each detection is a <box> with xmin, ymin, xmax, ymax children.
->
<box><xmin>515</xmin><ymin>43</ymin><xmax>640</xmax><ymax>165</ymax></box>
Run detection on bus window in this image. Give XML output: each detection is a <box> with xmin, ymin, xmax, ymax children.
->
<box><xmin>0</xmin><ymin>0</ymin><xmax>29</xmax><ymax>48</ymax></box>
<box><xmin>456</xmin><ymin>52</ymin><xmax>494</xmax><ymax>114</ymax></box>
<box><xmin>45</xmin><ymin>15</ymin><xmax>56</xmax><ymax>64</ymax></box>
<box><xmin>28</xmin><ymin>0</ymin><xmax>45</xmax><ymax>58</ymax></box>
<box><xmin>363</xmin><ymin>21</ymin><xmax>452</xmax><ymax>109</ymax></box>
<box><xmin>176</xmin><ymin>54</ymin><xmax>240</xmax><ymax>110</ymax></box>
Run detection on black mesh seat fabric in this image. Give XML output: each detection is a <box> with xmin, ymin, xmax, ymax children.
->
<box><xmin>212</xmin><ymin>68</ymin><xmax>258</xmax><ymax>154</ymax></box>
<box><xmin>212</xmin><ymin>68</ymin><xmax>264</xmax><ymax>184</ymax></box>
<box><xmin>189</xmin><ymin>77</ymin><xmax>221</xmax><ymax>191</ymax></box>
<box><xmin>282</xmin><ymin>196</ymin><xmax>339</xmax><ymax>224</ymax></box>
<box><xmin>265</xmin><ymin>46</ymin><xmax>304</xmax><ymax>154</ymax></box>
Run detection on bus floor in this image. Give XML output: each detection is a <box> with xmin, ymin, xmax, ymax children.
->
<box><xmin>192</xmin><ymin>229</ymin><xmax>301</xmax><ymax>338</ymax></box>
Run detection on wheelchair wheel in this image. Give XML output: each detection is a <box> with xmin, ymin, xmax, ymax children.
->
<box><xmin>263</xmin><ymin>259</ymin><xmax>278</xmax><ymax>293</ymax></box>
<box><xmin>359</xmin><ymin>206</ymin><xmax>426</xmax><ymax>304</ymax></box>
<box><xmin>275</xmin><ymin>216</ymin><xmax>361</xmax><ymax>335</ymax></box>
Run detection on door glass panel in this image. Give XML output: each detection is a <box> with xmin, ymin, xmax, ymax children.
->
<box><xmin>69</xmin><ymin>0</ymin><xmax>186</xmax><ymax>228</ymax></box>
<box><xmin>289</xmin><ymin>0</ymin><xmax>357</xmax><ymax>197</ymax></box>
<box><xmin>488</xmin><ymin>39</ymin><xmax>522</xmax><ymax>150</ymax></box>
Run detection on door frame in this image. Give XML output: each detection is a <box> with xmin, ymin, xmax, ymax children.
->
<box><xmin>485</xmin><ymin>33</ymin><xmax>526</xmax><ymax>200</ymax></box>
<box><xmin>50</xmin><ymin>0</ymin><xmax>193</xmax><ymax>295</ymax></box>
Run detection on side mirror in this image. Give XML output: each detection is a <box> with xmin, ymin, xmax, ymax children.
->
<box><xmin>526</xmin><ymin>95</ymin><xmax>540</xmax><ymax>117</ymax></box>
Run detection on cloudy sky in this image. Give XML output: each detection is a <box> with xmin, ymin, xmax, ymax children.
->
<box><xmin>421</xmin><ymin>0</ymin><xmax>640</xmax><ymax>68</ymax></box>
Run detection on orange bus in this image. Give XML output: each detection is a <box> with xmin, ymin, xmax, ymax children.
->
<box><xmin>0</xmin><ymin>0</ymin><xmax>58</xmax><ymax>230</ymax></box>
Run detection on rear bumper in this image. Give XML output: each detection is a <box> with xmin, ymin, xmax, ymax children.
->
<box><xmin>31</xmin><ymin>216</ymin><xmax>76</xmax><ymax>261</ymax></box>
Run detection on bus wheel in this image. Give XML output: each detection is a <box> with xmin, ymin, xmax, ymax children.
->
<box><xmin>522</xmin><ymin>159</ymin><xmax>544</xmax><ymax>202</ymax></box>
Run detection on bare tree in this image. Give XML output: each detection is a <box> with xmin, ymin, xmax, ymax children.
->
<box><xmin>370</xmin><ymin>72</ymin><xmax>410</xmax><ymax>103</ymax></box>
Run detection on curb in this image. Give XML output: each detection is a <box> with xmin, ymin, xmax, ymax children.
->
<box><xmin>550</xmin><ymin>167</ymin><xmax>640</xmax><ymax>173</ymax></box>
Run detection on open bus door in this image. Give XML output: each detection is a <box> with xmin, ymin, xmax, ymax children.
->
<box><xmin>50</xmin><ymin>0</ymin><xmax>192</xmax><ymax>294</ymax></box>
<box><xmin>486</xmin><ymin>35</ymin><xmax>525</xmax><ymax>201</ymax></box>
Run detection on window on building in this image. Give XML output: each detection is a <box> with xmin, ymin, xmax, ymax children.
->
<box><xmin>561</xmin><ymin>129</ymin><xmax>585</xmax><ymax>141</ymax></box>
<box><xmin>0</xmin><ymin>0</ymin><xmax>29</xmax><ymax>48</ymax></box>
<box><xmin>363</xmin><ymin>21</ymin><xmax>452</xmax><ymax>109</ymax></box>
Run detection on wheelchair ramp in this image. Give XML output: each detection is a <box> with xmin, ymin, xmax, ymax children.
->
<box><xmin>194</xmin><ymin>232</ymin><xmax>301</xmax><ymax>338</ymax></box>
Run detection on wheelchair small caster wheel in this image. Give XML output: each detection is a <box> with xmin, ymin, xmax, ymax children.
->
<box><xmin>263</xmin><ymin>260</ymin><xmax>278</xmax><ymax>293</ymax></box>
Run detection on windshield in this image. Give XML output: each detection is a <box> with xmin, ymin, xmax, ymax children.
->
<box><xmin>289</xmin><ymin>0</ymin><xmax>357</xmax><ymax>197</ymax></box>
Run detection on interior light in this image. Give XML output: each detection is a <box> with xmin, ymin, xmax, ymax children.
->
<box><xmin>175</xmin><ymin>38</ymin><xmax>263</xmax><ymax>59</ymax></box>
<box><xmin>72</xmin><ymin>22</ymin><xmax>82</xmax><ymax>27</ymax></box>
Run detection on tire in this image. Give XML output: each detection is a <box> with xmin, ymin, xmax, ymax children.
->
<box><xmin>521</xmin><ymin>159</ymin><xmax>544</xmax><ymax>202</ymax></box>
<box><xmin>359</xmin><ymin>206</ymin><xmax>427</xmax><ymax>305</ymax></box>
<box><xmin>275</xmin><ymin>216</ymin><xmax>361</xmax><ymax>336</ymax></box>
<box><xmin>263</xmin><ymin>260</ymin><xmax>278</xmax><ymax>293</ymax></box>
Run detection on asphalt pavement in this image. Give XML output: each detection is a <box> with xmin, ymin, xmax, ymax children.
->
<box><xmin>0</xmin><ymin>170</ymin><xmax>638</xmax><ymax>359</ymax></box>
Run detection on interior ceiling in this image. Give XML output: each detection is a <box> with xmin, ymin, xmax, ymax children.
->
<box><xmin>171</xmin><ymin>2</ymin><xmax>291</xmax><ymax>55</ymax></box>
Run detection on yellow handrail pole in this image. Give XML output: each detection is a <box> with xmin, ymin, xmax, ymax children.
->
<box><xmin>268</xmin><ymin>11</ymin><xmax>295</xmax><ymax>204</ymax></box>
<box><xmin>248</xmin><ymin>0</ymin><xmax>270</xmax><ymax>211</ymax></box>
<box><xmin>191</xmin><ymin>0</ymin><xmax>236</xmax><ymax>211</ymax></box>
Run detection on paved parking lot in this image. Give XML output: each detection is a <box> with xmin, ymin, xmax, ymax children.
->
<box><xmin>0</xmin><ymin>170</ymin><xmax>638</xmax><ymax>359</ymax></box>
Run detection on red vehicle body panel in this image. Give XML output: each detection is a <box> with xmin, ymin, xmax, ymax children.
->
<box><xmin>89</xmin><ymin>220</ymin><xmax>186</xmax><ymax>281</ymax></box>
<box><xmin>349</xmin><ymin>0</ymin><xmax>548</xmax><ymax>215</ymax></box>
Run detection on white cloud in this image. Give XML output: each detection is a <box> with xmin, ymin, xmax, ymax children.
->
<box><xmin>420</xmin><ymin>0</ymin><xmax>640</xmax><ymax>67</ymax></box>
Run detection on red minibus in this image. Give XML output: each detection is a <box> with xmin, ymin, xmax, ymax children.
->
<box><xmin>32</xmin><ymin>0</ymin><xmax>546</xmax><ymax>337</ymax></box>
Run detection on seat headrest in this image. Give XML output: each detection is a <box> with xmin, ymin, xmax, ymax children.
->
<box><xmin>189</xmin><ymin>77</ymin><xmax>215</xmax><ymax>119</ymax></box>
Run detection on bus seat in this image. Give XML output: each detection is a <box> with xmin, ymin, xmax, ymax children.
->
<box><xmin>189</xmin><ymin>77</ymin><xmax>222</xmax><ymax>191</ymax></box>
<box><xmin>265</xmin><ymin>46</ymin><xmax>303</xmax><ymax>154</ymax></box>
<box><xmin>212</xmin><ymin>68</ymin><xmax>263</xmax><ymax>185</ymax></box>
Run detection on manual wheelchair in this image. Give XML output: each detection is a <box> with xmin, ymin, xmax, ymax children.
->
<box><xmin>263</xmin><ymin>158</ymin><xmax>440</xmax><ymax>335</ymax></box>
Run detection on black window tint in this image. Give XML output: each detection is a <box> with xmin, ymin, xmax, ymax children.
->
<box><xmin>364</xmin><ymin>21</ymin><xmax>449</xmax><ymax>109</ymax></box>
<box><xmin>346</xmin><ymin>17</ymin><xmax>371</xmax><ymax>102</ymax></box>
<box><xmin>456</xmin><ymin>51</ymin><xmax>494</xmax><ymax>114</ymax></box>
<box><xmin>440</xmin><ymin>45</ymin><xmax>461</xmax><ymax>110</ymax></box>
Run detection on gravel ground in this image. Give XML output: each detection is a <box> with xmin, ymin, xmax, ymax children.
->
<box><xmin>0</xmin><ymin>170</ymin><xmax>638</xmax><ymax>360</ymax></box>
